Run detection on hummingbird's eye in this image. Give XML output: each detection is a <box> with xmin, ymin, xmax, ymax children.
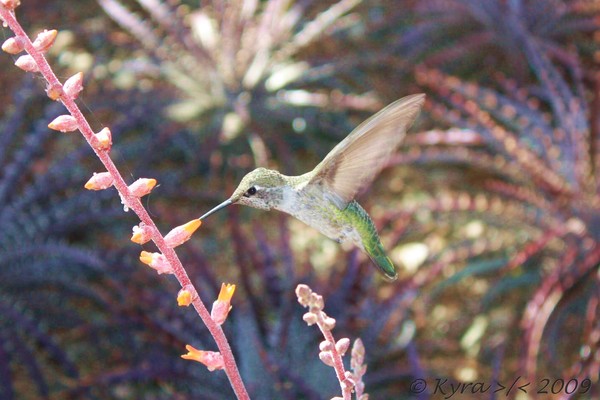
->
<box><xmin>245</xmin><ymin>186</ymin><xmax>257</xmax><ymax>197</ymax></box>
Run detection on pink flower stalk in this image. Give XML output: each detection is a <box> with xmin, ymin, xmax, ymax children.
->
<box><xmin>0</xmin><ymin>5</ymin><xmax>249</xmax><ymax>398</ymax></box>
<box><xmin>48</xmin><ymin>115</ymin><xmax>78</xmax><ymax>132</ymax></box>
<box><xmin>32</xmin><ymin>29</ymin><xmax>57</xmax><ymax>52</ymax></box>
<box><xmin>14</xmin><ymin>54</ymin><xmax>38</xmax><ymax>72</ymax></box>
<box><xmin>128</xmin><ymin>178</ymin><xmax>157</xmax><ymax>197</ymax></box>
<box><xmin>131</xmin><ymin>222</ymin><xmax>152</xmax><ymax>244</ymax></box>
<box><xmin>163</xmin><ymin>219</ymin><xmax>202</xmax><ymax>248</ymax></box>
<box><xmin>2</xmin><ymin>36</ymin><xmax>24</xmax><ymax>54</ymax></box>
<box><xmin>296</xmin><ymin>284</ymin><xmax>363</xmax><ymax>400</ymax></box>
<box><xmin>211</xmin><ymin>283</ymin><xmax>236</xmax><ymax>325</ymax></box>
<box><xmin>181</xmin><ymin>345</ymin><xmax>225</xmax><ymax>371</ymax></box>
<box><xmin>84</xmin><ymin>172</ymin><xmax>114</xmax><ymax>190</ymax></box>
<box><xmin>139</xmin><ymin>251</ymin><xmax>172</xmax><ymax>275</ymax></box>
<box><xmin>63</xmin><ymin>72</ymin><xmax>84</xmax><ymax>99</ymax></box>
<box><xmin>350</xmin><ymin>339</ymin><xmax>368</xmax><ymax>400</ymax></box>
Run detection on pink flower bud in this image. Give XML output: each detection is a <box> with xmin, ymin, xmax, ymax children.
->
<box><xmin>335</xmin><ymin>338</ymin><xmax>350</xmax><ymax>356</ymax></box>
<box><xmin>84</xmin><ymin>172</ymin><xmax>113</xmax><ymax>190</ymax></box>
<box><xmin>181</xmin><ymin>345</ymin><xmax>224</xmax><ymax>372</ymax></box>
<box><xmin>343</xmin><ymin>371</ymin><xmax>356</xmax><ymax>387</ymax></box>
<box><xmin>351</xmin><ymin>338</ymin><xmax>365</xmax><ymax>369</ymax></box>
<box><xmin>295</xmin><ymin>284</ymin><xmax>312</xmax><ymax>306</ymax></box>
<box><xmin>93</xmin><ymin>127</ymin><xmax>112</xmax><ymax>151</ymax></box>
<box><xmin>310</xmin><ymin>293</ymin><xmax>324</xmax><ymax>311</ymax></box>
<box><xmin>1</xmin><ymin>0</ymin><xmax>21</xmax><ymax>10</ymax></box>
<box><xmin>131</xmin><ymin>222</ymin><xmax>152</xmax><ymax>244</ymax></box>
<box><xmin>63</xmin><ymin>72</ymin><xmax>84</xmax><ymax>99</ymax></box>
<box><xmin>32</xmin><ymin>29</ymin><xmax>57</xmax><ymax>52</ymax></box>
<box><xmin>319</xmin><ymin>351</ymin><xmax>335</xmax><ymax>367</ymax></box>
<box><xmin>14</xmin><ymin>55</ymin><xmax>38</xmax><ymax>72</ymax></box>
<box><xmin>2</xmin><ymin>37</ymin><xmax>24</xmax><ymax>54</ymax></box>
<box><xmin>128</xmin><ymin>178</ymin><xmax>157</xmax><ymax>197</ymax></box>
<box><xmin>164</xmin><ymin>219</ymin><xmax>202</xmax><ymax>248</ymax></box>
<box><xmin>302</xmin><ymin>312</ymin><xmax>318</xmax><ymax>326</ymax></box>
<box><xmin>319</xmin><ymin>340</ymin><xmax>332</xmax><ymax>352</ymax></box>
<box><xmin>48</xmin><ymin>115</ymin><xmax>78</xmax><ymax>132</ymax></box>
<box><xmin>211</xmin><ymin>283</ymin><xmax>236</xmax><ymax>325</ymax></box>
<box><xmin>139</xmin><ymin>251</ymin><xmax>172</xmax><ymax>274</ymax></box>
<box><xmin>322</xmin><ymin>316</ymin><xmax>336</xmax><ymax>331</ymax></box>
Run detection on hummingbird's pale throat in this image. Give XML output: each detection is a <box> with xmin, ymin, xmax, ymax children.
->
<box><xmin>200</xmin><ymin>94</ymin><xmax>425</xmax><ymax>280</ymax></box>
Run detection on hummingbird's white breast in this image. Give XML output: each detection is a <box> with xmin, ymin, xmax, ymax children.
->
<box><xmin>273</xmin><ymin>184</ymin><xmax>363</xmax><ymax>249</ymax></box>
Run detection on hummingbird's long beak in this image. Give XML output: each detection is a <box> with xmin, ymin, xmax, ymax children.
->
<box><xmin>199</xmin><ymin>199</ymin><xmax>233</xmax><ymax>220</ymax></box>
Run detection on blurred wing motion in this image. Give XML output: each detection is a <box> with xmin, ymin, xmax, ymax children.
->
<box><xmin>310</xmin><ymin>93</ymin><xmax>425</xmax><ymax>209</ymax></box>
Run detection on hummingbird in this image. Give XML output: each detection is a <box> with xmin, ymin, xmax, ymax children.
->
<box><xmin>199</xmin><ymin>94</ymin><xmax>425</xmax><ymax>280</ymax></box>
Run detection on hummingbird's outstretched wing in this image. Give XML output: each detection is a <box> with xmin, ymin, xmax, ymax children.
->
<box><xmin>310</xmin><ymin>93</ymin><xmax>425</xmax><ymax>209</ymax></box>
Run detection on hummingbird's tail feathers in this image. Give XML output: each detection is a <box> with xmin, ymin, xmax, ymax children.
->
<box><xmin>365</xmin><ymin>241</ymin><xmax>398</xmax><ymax>281</ymax></box>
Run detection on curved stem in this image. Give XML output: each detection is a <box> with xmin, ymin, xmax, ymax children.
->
<box><xmin>0</xmin><ymin>6</ymin><xmax>249</xmax><ymax>399</ymax></box>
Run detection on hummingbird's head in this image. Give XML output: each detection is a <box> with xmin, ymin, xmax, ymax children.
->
<box><xmin>199</xmin><ymin>168</ymin><xmax>286</xmax><ymax>220</ymax></box>
<box><xmin>230</xmin><ymin>168</ymin><xmax>286</xmax><ymax>210</ymax></box>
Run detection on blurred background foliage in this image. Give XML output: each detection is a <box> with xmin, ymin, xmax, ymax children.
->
<box><xmin>0</xmin><ymin>0</ymin><xmax>599</xmax><ymax>399</ymax></box>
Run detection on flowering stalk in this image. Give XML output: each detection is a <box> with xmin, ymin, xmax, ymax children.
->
<box><xmin>296</xmin><ymin>284</ymin><xmax>368</xmax><ymax>400</ymax></box>
<box><xmin>0</xmin><ymin>4</ymin><xmax>249</xmax><ymax>399</ymax></box>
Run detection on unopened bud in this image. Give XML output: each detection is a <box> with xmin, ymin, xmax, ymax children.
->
<box><xmin>164</xmin><ymin>219</ymin><xmax>202</xmax><ymax>248</ymax></box>
<box><xmin>2</xmin><ymin>37</ymin><xmax>24</xmax><ymax>54</ymax></box>
<box><xmin>335</xmin><ymin>338</ymin><xmax>350</xmax><ymax>356</ymax></box>
<box><xmin>129</xmin><ymin>178</ymin><xmax>157</xmax><ymax>197</ymax></box>
<box><xmin>319</xmin><ymin>340</ymin><xmax>332</xmax><ymax>352</ymax></box>
<box><xmin>48</xmin><ymin>115</ymin><xmax>78</xmax><ymax>132</ymax></box>
<box><xmin>302</xmin><ymin>312</ymin><xmax>318</xmax><ymax>326</ymax></box>
<box><xmin>319</xmin><ymin>351</ymin><xmax>335</xmax><ymax>367</ymax></box>
<box><xmin>32</xmin><ymin>29</ymin><xmax>57</xmax><ymax>52</ymax></box>
<box><xmin>63</xmin><ymin>72</ymin><xmax>84</xmax><ymax>99</ymax></box>
<box><xmin>131</xmin><ymin>222</ymin><xmax>152</xmax><ymax>244</ymax></box>
<box><xmin>1</xmin><ymin>0</ymin><xmax>21</xmax><ymax>10</ymax></box>
<box><xmin>15</xmin><ymin>55</ymin><xmax>38</xmax><ymax>72</ymax></box>
<box><xmin>310</xmin><ymin>293</ymin><xmax>324</xmax><ymax>311</ymax></box>
<box><xmin>84</xmin><ymin>172</ymin><xmax>113</xmax><ymax>190</ymax></box>
<box><xmin>93</xmin><ymin>127</ymin><xmax>112</xmax><ymax>151</ymax></box>
<box><xmin>322</xmin><ymin>316</ymin><xmax>336</xmax><ymax>331</ymax></box>
<box><xmin>343</xmin><ymin>371</ymin><xmax>355</xmax><ymax>384</ymax></box>
<box><xmin>351</xmin><ymin>338</ymin><xmax>365</xmax><ymax>368</ymax></box>
<box><xmin>295</xmin><ymin>284</ymin><xmax>312</xmax><ymax>306</ymax></box>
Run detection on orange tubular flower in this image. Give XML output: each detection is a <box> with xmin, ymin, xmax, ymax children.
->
<box><xmin>181</xmin><ymin>345</ymin><xmax>224</xmax><ymax>371</ymax></box>
<box><xmin>84</xmin><ymin>172</ymin><xmax>114</xmax><ymax>191</ymax></box>
<box><xmin>139</xmin><ymin>251</ymin><xmax>172</xmax><ymax>275</ymax></box>
<box><xmin>163</xmin><ymin>219</ymin><xmax>202</xmax><ymax>248</ymax></box>
<box><xmin>131</xmin><ymin>223</ymin><xmax>152</xmax><ymax>244</ymax></box>
<box><xmin>211</xmin><ymin>283</ymin><xmax>236</xmax><ymax>325</ymax></box>
<box><xmin>48</xmin><ymin>115</ymin><xmax>78</xmax><ymax>132</ymax></box>
<box><xmin>128</xmin><ymin>178</ymin><xmax>157</xmax><ymax>197</ymax></box>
